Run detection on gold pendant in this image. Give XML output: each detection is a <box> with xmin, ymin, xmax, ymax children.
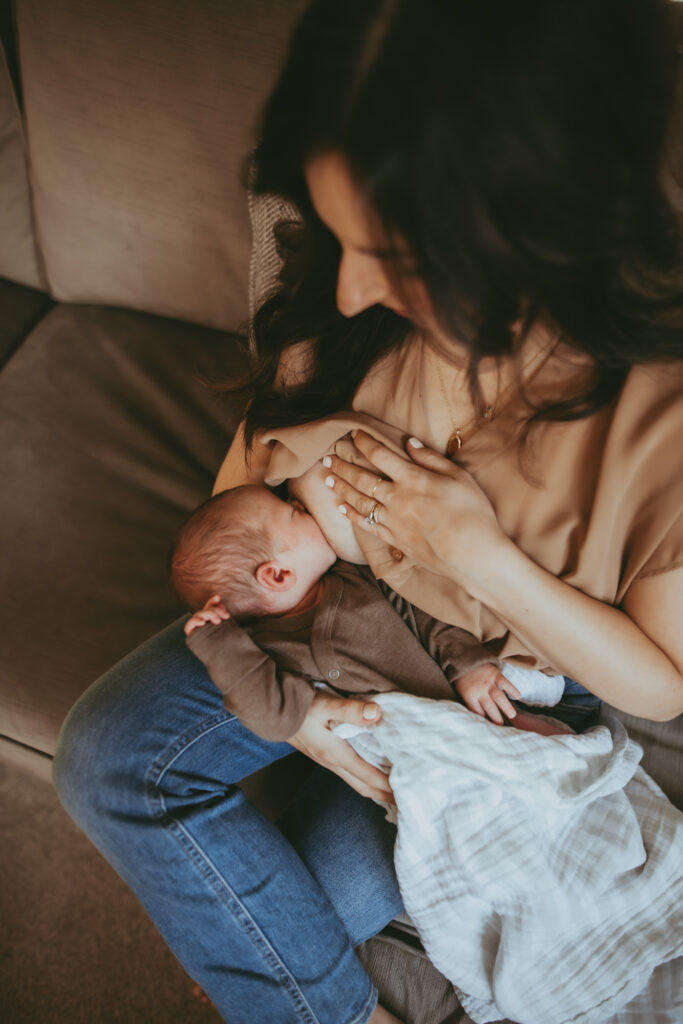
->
<box><xmin>446</xmin><ymin>429</ymin><xmax>463</xmax><ymax>457</ymax></box>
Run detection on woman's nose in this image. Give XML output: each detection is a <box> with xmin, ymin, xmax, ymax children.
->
<box><xmin>336</xmin><ymin>250</ymin><xmax>390</xmax><ymax>318</ymax></box>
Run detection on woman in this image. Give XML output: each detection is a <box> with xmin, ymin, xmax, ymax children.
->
<box><xmin>54</xmin><ymin>2</ymin><xmax>683</xmax><ymax>1022</ymax></box>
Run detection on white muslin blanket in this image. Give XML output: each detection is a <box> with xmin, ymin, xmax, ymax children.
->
<box><xmin>336</xmin><ymin>693</ymin><xmax>683</xmax><ymax>1024</ymax></box>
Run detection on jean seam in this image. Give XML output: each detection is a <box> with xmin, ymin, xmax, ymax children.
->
<box><xmin>346</xmin><ymin>982</ymin><xmax>379</xmax><ymax>1024</ymax></box>
<box><xmin>144</xmin><ymin>712</ymin><xmax>342</xmax><ymax>1024</ymax></box>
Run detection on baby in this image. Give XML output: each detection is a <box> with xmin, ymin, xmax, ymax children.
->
<box><xmin>169</xmin><ymin>484</ymin><xmax>570</xmax><ymax>740</ymax></box>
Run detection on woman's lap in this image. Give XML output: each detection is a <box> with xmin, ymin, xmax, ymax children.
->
<box><xmin>53</xmin><ymin>617</ymin><xmax>403</xmax><ymax>1024</ymax></box>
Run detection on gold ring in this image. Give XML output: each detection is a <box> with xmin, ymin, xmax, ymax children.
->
<box><xmin>371</xmin><ymin>477</ymin><xmax>382</xmax><ymax>499</ymax></box>
<box><xmin>365</xmin><ymin>500</ymin><xmax>382</xmax><ymax>527</ymax></box>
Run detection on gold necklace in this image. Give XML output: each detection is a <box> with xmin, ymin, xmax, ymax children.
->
<box><xmin>432</xmin><ymin>339</ymin><xmax>554</xmax><ymax>457</ymax></box>
<box><xmin>433</xmin><ymin>357</ymin><xmax>494</xmax><ymax>456</ymax></box>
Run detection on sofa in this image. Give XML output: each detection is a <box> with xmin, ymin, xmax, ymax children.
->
<box><xmin>1</xmin><ymin>2</ymin><xmax>682</xmax><ymax>1022</ymax></box>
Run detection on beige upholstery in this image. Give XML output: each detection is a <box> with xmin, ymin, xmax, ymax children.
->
<box><xmin>0</xmin><ymin>300</ymin><xmax>245</xmax><ymax>752</ymax></box>
<box><xmin>0</xmin><ymin>39</ymin><xmax>44</xmax><ymax>290</ymax></box>
<box><xmin>16</xmin><ymin>0</ymin><xmax>306</xmax><ymax>331</ymax></box>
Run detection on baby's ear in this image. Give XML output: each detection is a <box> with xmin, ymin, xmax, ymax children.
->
<box><xmin>255</xmin><ymin>560</ymin><xmax>296</xmax><ymax>591</ymax></box>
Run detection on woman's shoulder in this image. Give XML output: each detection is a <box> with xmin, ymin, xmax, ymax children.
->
<box><xmin>622</xmin><ymin>360</ymin><xmax>683</xmax><ymax>403</ymax></box>
<box><xmin>611</xmin><ymin>361</ymin><xmax>683</xmax><ymax>453</ymax></box>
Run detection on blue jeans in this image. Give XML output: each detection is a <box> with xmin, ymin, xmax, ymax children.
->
<box><xmin>53</xmin><ymin>618</ymin><xmax>404</xmax><ymax>1024</ymax></box>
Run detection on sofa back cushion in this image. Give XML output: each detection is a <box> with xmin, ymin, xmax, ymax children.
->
<box><xmin>16</xmin><ymin>0</ymin><xmax>306</xmax><ymax>331</ymax></box>
<box><xmin>0</xmin><ymin>36</ymin><xmax>44</xmax><ymax>290</ymax></box>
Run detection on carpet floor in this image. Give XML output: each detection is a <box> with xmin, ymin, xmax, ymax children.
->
<box><xmin>1</xmin><ymin>749</ymin><xmax>223</xmax><ymax>1024</ymax></box>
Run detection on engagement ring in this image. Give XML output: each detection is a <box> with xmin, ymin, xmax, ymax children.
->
<box><xmin>365</xmin><ymin>501</ymin><xmax>382</xmax><ymax>527</ymax></box>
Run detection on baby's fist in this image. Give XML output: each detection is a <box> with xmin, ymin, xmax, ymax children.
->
<box><xmin>455</xmin><ymin>663</ymin><xmax>520</xmax><ymax>725</ymax></box>
<box><xmin>184</xmin><ymin>594</ymin><xmax>230</xmax><ymax>636</ymax></box>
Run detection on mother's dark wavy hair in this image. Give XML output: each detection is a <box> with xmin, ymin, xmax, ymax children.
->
<box><xmin>235</xmin><ymin>0</ymin><xmax>682</xmax><ymax>452</ymax></box>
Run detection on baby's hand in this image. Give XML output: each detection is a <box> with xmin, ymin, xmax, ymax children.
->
<box><xmin>184</xmin><ymin>594</ymin><xmax>230</xmax><ymax>636</ymax></box>
<box><xmin>455</xmin><ymin>664</ymin><xmax>520</xmax><ymax>725</ymax></box>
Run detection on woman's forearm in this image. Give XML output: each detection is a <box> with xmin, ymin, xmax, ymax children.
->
<box><xmin>318</xmin><ymin>432</ymin><xmax>683</xmax><ymax>721</ymax></box>
<box><xmin>213</xmin><ymin>420</ymin><xmax>271</xmax><ymax>494</ymax></box>
<box><xmin>465</xmin><ymin>541</ymin><xmax>683</xmax><ymax>722</ymax></box>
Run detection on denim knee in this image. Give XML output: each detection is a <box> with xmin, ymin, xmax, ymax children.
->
<box><xmin>52</xmin><ymin>616</ymin><xmax>293</xmax><ymax>837</ymax></box>
<box><xmin>53</xmin><ymin>675</ymin><xmax>146</xmax><ymax>835</ymax></box>
<box><xmin>52</xmin><ymin>617</ymin><xmax>214</xmax><ymax>830</ymax></box>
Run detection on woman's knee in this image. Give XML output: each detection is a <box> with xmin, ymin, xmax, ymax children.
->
<box><xmin>53</xmin><ymin>617</ymin><xmax>220</xmax><ymax>830</ymax></box>
<box><xmin>53</xmin><ymin>617</ymin><xmax>291</xmax><ymax>836</ymax></box>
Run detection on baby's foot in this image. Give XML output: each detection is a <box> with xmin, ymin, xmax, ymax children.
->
<box><xmin>368</xmin><ymin>1003</ymin><xmax>405</xmax><ymax>1024</ymax></box>
<box><xmin>511</xmin><ymin>710</ymin><xmax>574</xmax><ymax>736</ymax></box>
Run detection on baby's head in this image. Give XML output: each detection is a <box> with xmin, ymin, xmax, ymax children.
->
<box><xmin>169</xmin><ymin>485</ymin><xmax>336</xmax><ymax>619</ymax></box>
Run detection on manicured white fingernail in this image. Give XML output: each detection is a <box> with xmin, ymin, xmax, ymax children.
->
<box><xmin>408</xmin><ymin>436</ymin><xmax>424</xmax><ymax>448</ymax></box>
<box><xmin>338</xmin><ymin>504</ymin><xmax>347</xmax><ymax>515</ymax></box>
<box><xmin>363</xmin><ymin>704</ymin><xmax>379</xmax><ymax>720</ymax></box>
<box><xmin>322</xmin><ymin>455</ymin><xmax>332</xmax><ymax>467</ymax></box>
<box><xmin>325</xmin><ymin>475</ymin><xmax>335</xmax><ymax>488</ymax></box>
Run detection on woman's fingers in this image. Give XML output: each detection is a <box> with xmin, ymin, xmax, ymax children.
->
<box><xmin>322</xmin><ymin>454</ymin><xmax>392</xmax><ymax>504</ymax></box>
<box><xmin>320</xmin><ymin>694</ymin><xmax>382</xmax><ymax>725</ymax></box>
<box><xmin>319</xmin><ymin>428</ymin><xmax>508</xmax><ymax>584</ymax></box>
<box><xmin>325</xmin><ymin>741</ymin><xmax>395</xmax><ymax>803</ymax></box>
<box><xmin>294</xmin><ymin>694</ymin><xmax>395</xmax><ymax>802</ymax></box>
<box><xmin>337</xmin><ymin>498</ymin><xmax>397</xmax><ymax>544</ymax></box>
<box><xmin>336</xmin><ymin>766</ymin><xmax>395</xmax><ymax>805</ymax></box>
<box><xmin>404</xmin><ymin>435</ymin><xmax>458</xmax><ymax>471</ymax></box>
<box><xmin>324</xmin><ymin>468</ymin><xmax>384</xmax><ymax>520</ymax></box>
<box><xmin>328</xmin><ymin>430</ymin><xmax>458</xmax><ymax>499</ymax></box>
<box><xmin>350</xmin><ymin>430</ymin><xmax>418</xmax><ymax>482</ymax></box>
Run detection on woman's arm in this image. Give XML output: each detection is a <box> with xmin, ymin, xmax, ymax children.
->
<box><xmin>325</xmin><ymin>432</ymin><xmax>683</xmax><ymax>722</ymax></box>
<box><xmin>212</xmin><ymin>419</ymin><xmax>272</xmax><ymax>494</ymax></box>
<box><xmin>213</xmin><ymin>341</ymin><xmax>316</xmax><ymax>495</ymax></box>
<box><xmin>473</xmin><ymin>543</ymin><xmax>683</xmax><ymax>722</ymax></box>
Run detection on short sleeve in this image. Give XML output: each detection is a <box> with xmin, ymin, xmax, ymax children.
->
<box><xmin>631</xmin><ymin>507</ymin><xmax>683</xmax><ymax>582</ymax></box>
<box><xmin>614</xmin><ymin>366</ymin><xmax>683</xmax><ymax>593</ymax></box>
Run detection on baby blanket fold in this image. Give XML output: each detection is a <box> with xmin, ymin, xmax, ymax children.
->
<box><xmin>339</xmin><ymin>693</ymin><xmax>683</xmax><ymax>1024</ymax></box>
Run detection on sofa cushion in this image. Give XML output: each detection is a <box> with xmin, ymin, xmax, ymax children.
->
<box><xmin>16</xmin><ymin>0</ymin><xmax>306</xmax><ymax>331</ymax></box>
<box><xmin>0</xmin><ymin>276</ymin><xmax>52</xmax><ymax>368</ymax></box>
<box><xmin>0</xmin><ymin>301</ymin><xmax>246</xmax><ymax>753</ymax></box>
<box><xmin>0</xmin><ymin>37</ymin><xmax>44</xmax><ymax>290</ymax></box>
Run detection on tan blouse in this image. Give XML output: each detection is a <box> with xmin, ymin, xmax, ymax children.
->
<box><xmin>261</xmin><ymin>333</ymin><xmax>683</xmax><ymax>674</ymax></box>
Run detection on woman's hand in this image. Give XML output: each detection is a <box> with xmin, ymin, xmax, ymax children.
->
<box><xmin>288</xmin><ymin>692</ymin><xmax>395</xmax><ymax>805</ymax></box>
<box><xmin>322</xmin><ymin>430</ymin><xmax>510</xmax><ymax>588</ymax></box>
